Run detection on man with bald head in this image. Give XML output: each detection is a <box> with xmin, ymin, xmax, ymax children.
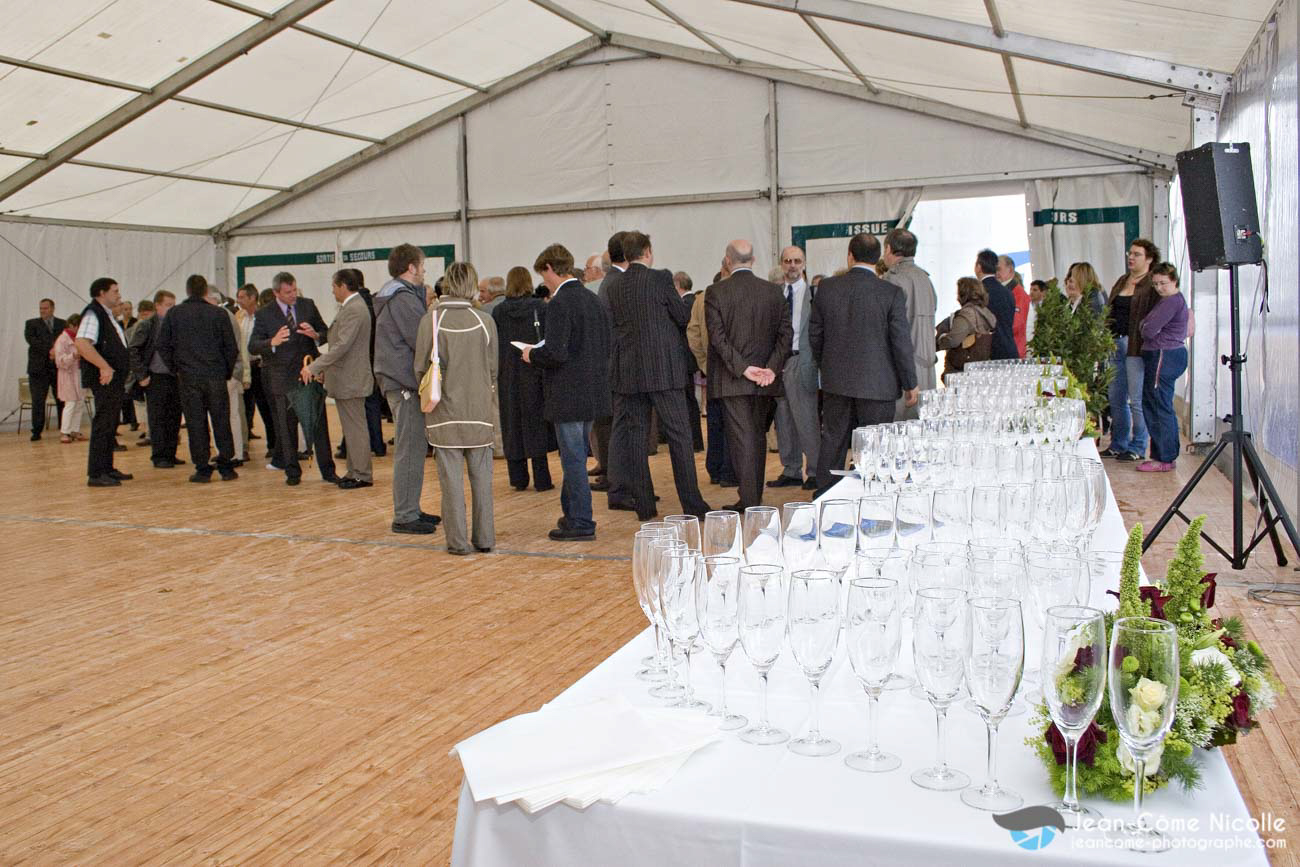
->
<box><xmin>705</xmin><ymin>240</ymin><xmax>792</xmax><ymax>510</ymax></box>
<box><xmin>769</xmin><ymin>244</ymin><xmax>820</xmax><ymax>490</ymax></box>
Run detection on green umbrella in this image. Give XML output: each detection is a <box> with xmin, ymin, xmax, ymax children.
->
<box><xmin>288</xmin><ymin>357</ymin><xmax>326</xmax><ymax>450</ymax></box>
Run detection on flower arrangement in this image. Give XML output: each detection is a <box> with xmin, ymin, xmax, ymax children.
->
<box><xmin>1028</xmin><ymin>278</ymin><xmax>1116</xmax><ymax>423</ymax></box>
<box><xmin>1028</xmin><ymin>516</ymin><xmax>1283</xmax><ymax>801</ymax></box>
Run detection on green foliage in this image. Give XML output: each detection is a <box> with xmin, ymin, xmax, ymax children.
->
<box><xmin>1028</xmin><ymin>280</ymin><xmax>1116</xmax><ymax>421</ymax></box>
<box><xmin>1118</xmin><ymin>524</ymin><xmax>1149</xmax><ymax>619</ymax></box>
<box><xmin>1162</xmin><ymin>516</ymin><xmax>1211</xmax><ymax>635</ymax></box>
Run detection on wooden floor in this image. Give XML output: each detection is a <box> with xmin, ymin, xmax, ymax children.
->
<box><xmin>0</xmin><ymin>413</ymin><xmax>1296</xmax><ymax>864</ymax></box>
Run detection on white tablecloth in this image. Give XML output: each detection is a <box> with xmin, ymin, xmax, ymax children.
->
<box><xmin>451</xmin><ymin>441</ymin><xmax>1269</xmax><ymax>866</ymax></box>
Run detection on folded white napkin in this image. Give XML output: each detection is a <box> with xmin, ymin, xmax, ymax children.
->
<box><xmin>452</xmin><ymin>695</ymin><xmax>720</xmax><ymax>813</ymax></box>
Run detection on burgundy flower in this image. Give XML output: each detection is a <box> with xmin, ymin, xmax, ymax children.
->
<box><xmin>1073</xmin><ymin>646</ymin><xmax>1096</xmax><ymax>671</ymax></box>
<box><xmin>1211</xmin><ymin>617</ymin><xmax>1239</xmax><ymax>650</ymax></box>
<box><xmin>1139</xmin><ymin>585</ymin><xmax>1171</xmax><ymax>620</ymax></box>
<box><xmin>1226</xmin><ymin>691</ymin><xmax>1252</xmax><ymax>730</ymax></box>
<box><xmin>1046</xmin><ymin>721</ymin><xmax>1108</xmax><ymax>767</ymax></box>
<box><xmin>1200</xmin><ymin>573</ymin><xmax>1217</xmax><ymax>609</ymax></box>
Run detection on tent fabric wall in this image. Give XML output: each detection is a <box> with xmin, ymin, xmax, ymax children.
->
<box><xmin>1026</xmin><ymin>173</ymin><xmax>1155</xmax><ymax>291</ymax></box>
<box><xmin>780</xmin><ymin>188</ymin><xmax>922</xmax><ymax>280</ymax></box>
<box><xmin>1215</xmin><ymin>0</ymin><xmax>1300</xmax><ymax>520</ymax></box>
<box><xmin>0</xmin><ymin>219</ymin><xmax>214</xmax><ymax>427</ymax></box>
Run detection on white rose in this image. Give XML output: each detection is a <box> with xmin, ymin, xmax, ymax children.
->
<box><xmin>1117</xmin><ymin>740</ymin><xmax>1164</xmax><ymax>777</ymax></box>
<box><xmin>1190</xmin><ymin>646</ymin><xmax>1241</xmax><ymax>686</ymax></box>
<box><xmin>1130</xmin><ymin>677</ymin><xmax>1168</xmax><ymax>713</ymax></box>
<box><xmin>1126</xmin><ymin>704</ymin><xmax>1163</xmax><ymax>738</ymax></box>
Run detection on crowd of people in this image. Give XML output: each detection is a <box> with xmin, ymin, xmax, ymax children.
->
<box><xmin>23</xmin><ymin>227</ymin><xmax>1190</xmax><ymax>551</ymax></box>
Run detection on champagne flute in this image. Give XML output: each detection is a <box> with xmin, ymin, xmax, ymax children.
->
<box><xmin>640</xmin><ymin>520</ymin><xmax>677</xmax><ymax>669</ymax></box>
<box><xmin>781</xmin><ymin>502</ymin><xmax>820</xmax><ymax>572</ymax></box>
<box><xmin>703</xmin><ymin>510</ymin><xmax>741</xmax><ymax>559</ymax></box>
<box><xmin>632</xmin><ymin>528</ymin><xmax>674</xmax><ymax>681</ymax></box>
<box><xmin>660</xmin><ymin>548</ymin><xmax>710</xmax><ymax>711</ymax></box>
<box><xmin>665</xmin><ymin>514</ymin><xmax>701</xmax><ymax>552</ymax></box>
<box><xmin>1109</xmin><ymin>617</ymin><xmax>1179</xmax><ymax>853</ymax></box>
<box><xmin>912</xmin><ymin>586</ymin><xmax>971</xmax><ymax>791</ymax></box>
<box><xmin>961</xmin><ymin>597</ymin><xmax>1025</xmax><ymax>811</ymax></box>
<box><xmin>743</xmin><ymin>506</ymin><xmax>781</xmax><ymax>565</ymax></box>
<box><xmin>854</xmin><ymin>547</ymin><xmax>915</xmax><ymax>689</ymax></box>
<box><xmin>697</xmin><ymin>555</ymin><xmax>747</xmax><ymax>730</ymax></box>
<box><xmin>647</xmin><ymin>537</ymin><xmax>687</xmax><ymax>700</ymax></box>
<box><xmin>1042</xmin><ymin>605</ymin><xmax>1107</xmax><ymax>828</ymax></box>
<box><xmin>787</xmin><ymin>569</ymin><xmax>841</xmax><ymax>756</ymax></box>
<box><xmin>738</xmin><ymin>564</ymin><xmax>789</xmax><ymax>745</ymax></box>
<box><xmin>818</xmin><ymin>498</ymin><xmax>857</xmax><ymax>613</ymax></box>
<box><xmin>1023</xmin><ymin>554</ymin><xmax>1088</xmax><ymax>686</ymax></box>
<box><xmin>844</xmin><ymin>577</ymin><xmax>903</xmax><ymax>771</ymax></box>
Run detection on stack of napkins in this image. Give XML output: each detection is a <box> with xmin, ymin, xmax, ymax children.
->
<box><xmin>452</xmin><ymin>695</ymin><xmax>721</xmax><ymax>813</ymax></box>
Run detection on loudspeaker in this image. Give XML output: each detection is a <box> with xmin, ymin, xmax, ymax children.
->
<box><xmin>1176</xmin><ymin>143</ymin><xmax>1263</xmax><ymax>269</ymax></box>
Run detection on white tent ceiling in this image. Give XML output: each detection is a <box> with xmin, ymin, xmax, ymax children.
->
<box><xmin>0</xmin><ymin>0</ymin><xmax>1275</xmax><ymax>231</ymax></box>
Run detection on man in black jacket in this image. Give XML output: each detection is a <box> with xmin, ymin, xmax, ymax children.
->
<box><xmin>158</xmin><ymin>275</ymin><xmax>239</xmax><ymax>482</ymax></box>
<box><xmin>588</xmin><ymin>232</ymin><xmax>627</xmax><ymax>494</ymax></box>
<box><xmin>129</xmin><ymin>290</ymin><xmax>185</xmax><ymax>468</ymax></box>
<box><xmin>810</xmin><ymin>234</ymin><xmax>918</xmax><ymax>495</ymax></box>
<box><xmin>977</xmin><ymin>248</ymin><xmax>1019</xmax><ymax>360</ymax></box>
<box><xmin>604</xmin><ymin>231</ymin><xmax>710</xmax><ymax>521</ymax></box>
<box><xmin>523</xmin><ymin>244</ymin><xmax>612</xmax><ymax>541</ymax></box>
<box><xmin>75</xmin><ymin>278</ymin><xmax>132</xmax><ymax>487</ymax></box>
<box><xmin>249</xmin><ymin>271</ymin><xmax>337</xmax><ymax>487</ymax></box>
<box><xmin>24</xmin><ymin>298</ymin><xmax>66</xmax><ymax>441</ymax></box>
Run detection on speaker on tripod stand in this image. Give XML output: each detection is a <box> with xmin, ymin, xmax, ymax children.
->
<box><xmin>1143</xmin><ymin>142</ymin><xmax>1300</xmax><ymax>571</ymax></box>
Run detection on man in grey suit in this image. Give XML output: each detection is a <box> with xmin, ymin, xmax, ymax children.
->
<box><xmin>811</xmin><ymin>233</ymin><xmax>919</xmax><ymax>496</ymax></box>
<box><xmin>882</xmin><ymin>228</ymin><xmax>936</xmax><ymax>421</ymax></box>
<box><xmin>769</xmin><ymin>245</ymin><xmax>820</xmax><ymax>490</ymax></box>
<box><xmin>306</xmin><ymin>269</ymin><xmax>375</xmax><ymax>489</ymax></box>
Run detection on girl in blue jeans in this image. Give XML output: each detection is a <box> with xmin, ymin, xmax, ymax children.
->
<box><xmin>1138</xmin><ymin>263</ymin><xmax>1190</xmax><ymax>472</ymax></box>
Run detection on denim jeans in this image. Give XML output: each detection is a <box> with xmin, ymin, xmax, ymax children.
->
<box><xmin>554</xmin><ymin>420</ymin><xmax>595</xmax><ymax>532</ymax></box>
<box><xmin>1141</xmin><ymin>347</ymin><xmax>1187</xmax><ymax>463</ymax></box>
<box><xmin>1106</xmin><ymin>336</ymin><xmax>1147</xmax><ymax>455</ymax></box>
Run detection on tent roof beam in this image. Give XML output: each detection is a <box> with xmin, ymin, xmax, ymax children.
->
<box><xmin>799</xmin><ymin>14</ymin><xmax>878</xmax><ymax>95</ymax></box>
<box><xmin>643</xmin><ymin>0</ymin><xmax>740</xmax><ymax>64</ymax></box>
<box><xmin>0</xmin><ymin>148</ymin><xmax>291</xmax><ymax>191</ymax></box>
<box><xmin>524</xmin><ymin>0</ymin><xmax>609</xmax><ymax>39</ymax></box>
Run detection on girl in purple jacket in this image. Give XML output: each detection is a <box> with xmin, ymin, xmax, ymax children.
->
<box><xmin>1137</xmin><ymin>263</ymin><xmax>1190</xmax><ymax>472</ymax></box>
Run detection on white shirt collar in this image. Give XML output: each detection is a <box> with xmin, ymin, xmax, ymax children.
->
<box><xmin>341</xmin><ymin>292</ymin><xmax>359</xmax><ymax>307</ymax></box>
<box><xmin>851</xmin><ymin>264</ymin><xmax>873</xmax><ymax>271</ymax></box>
<box><xmin>612</xmin><ymin>264</ymin><xmax>626</xmax><ymax>272</ymax></box>
<box><xmin>730</xmin><ymin>266</ymin><xmax>753</xmax><ymax>274</ymax></box>
<box><xmin>554</xmin><ymin>278</ymin><xmax>579</xmax><ymax>297</ymax></box>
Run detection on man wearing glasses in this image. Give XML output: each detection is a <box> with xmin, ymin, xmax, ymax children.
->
<box><xmin>768</xmin><ymin>245</ymin><xmax>820</xmax><ymax>491</ymax></box>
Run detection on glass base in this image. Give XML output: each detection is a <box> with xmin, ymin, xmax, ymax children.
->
<box><xmin>883</xmin><ymin>672</ymin><xmax>915</xmax><ymax>690</ymax></box>
<box><xmin>961</xmin><ymin>784</ymin><xmax>1023</xmax><ymax>812</ymax></box>
<box><xmin>911</xmin><ymin>765</ymin><xmax>970</xmax><ymax>791</ymax></box>
<box><xmin>740</xmin><ymin>723</ymin><xmax>790</xmax><ymax>745</ymax></box>
<box><xmin>711</xmin><ymin>711</ymin><xmax>748</xmax><ymax>731</ymax></box>
<box><xmin>635</xmin><ymin>666</ymin><xmax>667</xmax><ymax>682</ymax></box>
<box><xmin>1054</xmin><ymin>800</ymin><xmax>1102</xmax><ymax>829</ymax></box>
<box><xmin>672</xmin><ymin>695</ymin><xmax>712</xmax><ymax>712</ymax></box>
<box><xmin>640</xmin><ymin>654</ymin><xmax>657</xmax><ymax>667</ymax></box>
<box><xmin>844</xmin><ymin>749</ymin><xmax>901</xmax><ymax>772</ymax></box>
<box><xmin>788</xmin><ymin>734</ymin><xmax>840</xmax><ymax>757</ymax></box>
<box><xmin>1110</xmin><ymin>823</ymin><xmax>1171</xmax><ymax>854</ymax></box>
<box><xmin>962</xmin><ymin>697</ymin><xmax>1027</xmax><ymax>717</ymax></box>
<box><xmin>649</xmin><ymin>682</ymin><xmax>684</xmax><ymax>700</ymax></box>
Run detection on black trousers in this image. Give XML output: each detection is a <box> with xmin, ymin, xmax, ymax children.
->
<box><xmin>245</xmin><ymin>364</ymin><xmax>276</xmax><ymax>451</ymax></box>
<box><xmin>720</xmin><ymin>394</ymin><xmax>774</xmax><ymax>510</ymax></box>
<box><xmin>87</xmin><ymin>377</ymin><xmax>125</xmax><ymax>479</ymax></box>
<box><xmin>507</xmin><ymin>456</ymin><xmax>553</xmax><ymax>490</ymax></box>
<box><xmin>685</xmin><ymin>383</ymin><xmax>703</xmax><ymax>451</ymax></box>
<box><xmin>592</xmin><ymin>415</ymin><xmax>611</xmax><ymax>474</ymax></box>
<box><xmin>815</xmin><ymin>392</ymin><xmax>895</xmax><ymax>494</ymax></box>
<box><xmin>145</xmin><ymin>373</ymin><xmax>182</xmax><ymax>463</ymax></box>
<box><xmin>610</xmin><ymin>389</ymin><xmax>709</xmax><ymax>519</ymax></box>
<box><xmin>705</xmin><ymin>396</ymin><xmax>737</xmax><ymax>483</ymax></box>
<box><xmin>268</xmin><ymin>390</ymin><xmax>335</xmax><ymax>481</ymax></box>
<box><xmin>179</xmin><ymin>376</ymin><xmax>235</xmax><ymax>474</ymax></box>
<box><xmin>27</xmin><ymin>368</ymin><xmax>63</xmax><ymax>436</ymax></box>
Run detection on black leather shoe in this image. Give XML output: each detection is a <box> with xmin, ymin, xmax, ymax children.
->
<box><xmin>535</xmin><ymin>483</ymin><xmax>555</xmax><ymax>493</ymax></box>
<box><xmin>392</xmin><ymin>519</ymin><xmax>436</xmax><ymax>535</ymax></box>
<box><xmin>286</xmin><ymin>476</ymin><xmax>301</xmax><ymax>486</ymax></box>
<box><xmin>113</xmin><ymin>443</ymin><xmax>128</xmax><ymax>453</ymax></box>
<box><xmin>153</xmin><ymin>460</ymin><xmax>176</xmax><ymax>469</ymax></box>
<box><xmin>589</xmin><ymin>479</ymin><xmax>610</xmax><ymax>492</ymax></box>
<box><xmin>219</xmin><ymin>469</ymin><xmax>239</xmax><ymax>481</ymax></box>
<box><xmin>419</xmin><ymin>511</ymin><xmax>442</xmax><ymax>526</ymax></box>
<box><xmin>475</xmin><ymin>546</ymin><xmax>493</xmax><ymax>553</ymax></box>
<box><xmin>766</xmin><ymin>475</ymin><xmax>803</xmax><ymax>488</ymax></box>
<box><xmin>297</xmin><ymin>450</ymin><xmax>312</xmax><ymax>460</ymax></box>
<box><xmin>721</xmin><ymin>502</ymin><xmax>746</xmax><ymax>512</ymax></box>
<box><xmin>108</xmin><ymin>469</ymin><xmax>133</xmax><ymax>481</ymax></box>
<box><xmin>321</xmin><ymin>473</ymin><xmax>342</xmax><ymax>484</ymax></box>
<box><xmin>372</xmin><ymin>447</ymin><xmax>387</xmax><ymax>458</ymax></box>
<box><xmin>802</xmin><ymin>478</ymin><xmax>819</xmax><ymax>490</ymax></box>
<box><xmin>30</xmin><ymin>433</ymin><xmax>40</xmax><ymax>441</ymax></box>
<box><xmin>189</xmin><ymin>472</ymin><xmax>211</xmax><ymax>483</ymax></box>
<box><xmin>609</xmin><ymin>500</ymin><xmax>639</xmax><ymax>512</ymax></box>
<box><xmin>549</xmin><ymin>526</ymin><xmax>595</xmax><ymax>541</ymax></box>
<box><xmin>512</xmin><ymin>484</ymin><xmax>529</xmax><ymax>492</ymax></box>
<box><xmin>337</xmin><ymin>478</ymin><xmax>373</xmax><ymax>489</ymax></box>
<box><xmin>718</xmin><ymin>478</ymin><xmax>739</xmax><ymax>488</ymax></box>
<box><xmin>169</xmin><ymin>457</ymin><xmax>187</xmax><ymax>465</ymax></box>
<box><xmin>588</xmin><ymin>466</ymin><xmax>605</xmax><ymax>477</ymax></box>
<box><xmin>230</xmin><ymin>458</ymin><xmax>245</xmax><ymax>468</ymax></box>
<box><xmin>87</xmin><ymin>475</ymin><xmax>120</xmax><ymax>487</ymax></box>
<box><xmin>249</xmin><ymin>432</ymin><xmax>262</xmax><ymax>439</ymax></box>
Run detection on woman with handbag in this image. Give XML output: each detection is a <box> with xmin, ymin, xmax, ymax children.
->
<box><xmin>936</xmin><ymin>276</ymin><xmax>996</xmax><ymax>382</ymax></box>
<box><xmin>414</xmin><ymin>261</ymin><xmax>499</xmax><ymax>556</ymax></box>
<box><xmin>492</xmin><ymin>266</ymin><xmax>554</xmax><ymax>492</ymax></box>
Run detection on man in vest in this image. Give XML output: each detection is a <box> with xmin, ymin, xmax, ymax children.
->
<box><xmin>75</xmin><ymin>277</ymin><xmax>133</xmax><ymax>487</ymax></box>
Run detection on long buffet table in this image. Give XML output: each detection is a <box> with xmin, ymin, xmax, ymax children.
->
<box><xmin>450</xmin><ymin>441</ymin><xmax>1270</xmax><ymax>866</ymax></box>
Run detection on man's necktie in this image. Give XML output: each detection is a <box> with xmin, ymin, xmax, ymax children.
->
<box><xmin>785</xmin><ymin>284</ymin><xmax>793</xmax><ymax>322</ymax></box>
<box><xmin>286</xmin><ymin>305</ymin><xmax>297</xmax><ymax>332</ymax></box>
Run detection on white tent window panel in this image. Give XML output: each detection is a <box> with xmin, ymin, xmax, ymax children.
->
<box><xmin>548</xmin><ymin>0</ymin><xmax>715</xmax><ymax>51</ymax></box>
<box><xmin>1011</xmin><ymin>60</ymin><xmax>1190</xmax><ymax>155</ymax></box>
<box><xmin>775</xmin><ymin>84</ymin><xmax>1122</xmax><ymax>190</ymax></box>
<box><xmin>300</xmin><ymin>0</ymin><xmax>590</xmax><ymax>88</ymax></box>
<box><xmin>993</xmin><ymin>0</ymin><xmax>1274</xmax><ymax>75</ymax></box>
<box><xmin>77</xmin><ymin>101</ymin><xmax>368</xmax><ymax>190</ymax></box>
<box><xmin>1</xmin><ymin>164</ymin><xmax>277</xmax><ymax>229</ymax></box>
<box><xmin>178</xmin><ymin>29</ymin><xmax>470</xmax><ymax>139</ymax></box>
<box><xmin>0</xmin><ymin>0</ymin><xmax>258</xmax><ymax>88</ymax></box>
<box><xmin>247</xmin><ymin>122</ymin><xmax>462</xmax><ymax>227</ymax></box>
<box><xmin>0</xmin><ymin>69</ymin><xmax>135</xmax><ymax>155</ymax></box>
<box><xmin>656</xmin><ymin>0</ymin><xmax>855</xmax><ymax>78</ymax></box>
<box><xmin>817</xmin><ymin>19</ymin><xmax>1019</xmax><ymax>121</ymax></box>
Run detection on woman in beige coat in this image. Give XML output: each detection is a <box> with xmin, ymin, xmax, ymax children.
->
<box><xmin>415</xmin><ymin>262</ymin><xmax>499</xmax><ymax>556</ymax></box>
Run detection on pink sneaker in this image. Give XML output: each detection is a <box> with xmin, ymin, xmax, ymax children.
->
<box><xmin>1136</xmin><ymin>460</ymin><xmax>1175</xmax><ymax>472</ymax></box>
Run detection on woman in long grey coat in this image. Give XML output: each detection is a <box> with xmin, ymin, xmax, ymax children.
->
<box><xmin>414</xmin><ymin>262</ymin><xmax>498</xmax><ymax>556</ymax></box>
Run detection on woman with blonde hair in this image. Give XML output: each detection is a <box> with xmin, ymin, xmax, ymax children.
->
<box><xmin>414</xmin><ymin>261</ymin><xmax>498</xmax><ymax>555</ymax></box>
<box><xmin>935</xmin><ymin>276</ymin><xmax>996</xmax><ymax>381</ymax></box>
<box><xmin>1064</xmin><ymin>261</ymin><xmax>1106</xmax><ymax>316</ymax></box>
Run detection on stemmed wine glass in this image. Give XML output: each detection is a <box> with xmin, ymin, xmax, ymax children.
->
<box><xmin>818</xmin><ymin>498</ymin><xmax>857</xmax><ymax>611</ymax></box>
<box><xmin>647</xmin><ymin>536</ymin><xmax>687</xmax><ymax>700</ymax></box>
<box><xmin>1001</xmin><ymin>482</ymin><xmax>1034</xmax><ymax>539</ymax></box>
<box><xmin>737</xmin><ymin>564</ymin><xmax>789</xmax><ymax>745</ymax></box>
<box><xmin>1109</xmin><ymin>617</ymin><xmax>1179</xmax><ymax>853</ymax></box>
<box><xmin>932</xmin><ymin>486</ymin><xmax>972</xmax><ymax>542</ymax></box>
<box><xmin>660</xmin><ymin>547</ymin><xmax>710</xmax><ymax>711</ymax></box>
<box><xmin>1042</xmin><ymin>605</ymin><xmax>1107</xmax><ymax>828</ymax></box>
<box><xmin>743</xmin><ymin>506</ymin><xmax>781</xmax><ymax>565</ymax></box>
<box><xmin>787</xmin><ymin>569</ymin><xmax>842</xmax><ymax>756</ymax></box>
<box><xmin>856</xmin><ymin>493</ymin><xmax>897</xmax><ymax>550</ymax></box>
<box><xmin>854</xmin><ymin>547</ymin><xmax>914</xmax><ymax>690</ymax></box>
<box><xmin>894</xmin><ymin>487</ymin><xmax>933</xmax><ymax>549</ymax></box>
<box><xmin>781</xmin><ymin>503</ymin><xmax>820</xmax><ymax>572</ymax></box>
<box><xmin>665</xmin><ymin>514</ymin><xmax>701</xmax><ymax>552</ymax></box>
<box><xmin>970</xmin><ymin>485</ymin><xmax>1002</xmax><ymax>537</ymax></box>
<box><xmin>697</xmin><ymin>555</ymin><xmax>747</xmax><ymax>730</ymax></box>
<box><xmin>703</xmin><ymin>510</ymin><xmax>741</xmax><ymax>559</ymax></box>
<box><xmin>632</xmin><ymin>528</ymin><xmax>674</xmax><ymax>682</ymax></box>
<box><xmin>912</xmin><ymin>586</ymin><xmax>970</xmax><ymax>791</ymax></box>
<box><xmin>844</xmin><ymin>577</ymin><xmax>903</xmax><ymax>771</ymax></box>
<box><xmin>1023</xmin><ymin>554</ymin><xmax>1088</xmax><ymax>686</ymax></box>
<box><xmin>961</xmin><ymin>597</ymin><xmax>1025</xmax><ymax>811</ymax></box>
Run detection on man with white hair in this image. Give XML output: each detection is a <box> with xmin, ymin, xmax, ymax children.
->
<box><xmin>583</xmin><ymin>254</ymin><xmax>604</xmax><ymax>291</ymax></box>
<box><xmin>477</xmin><ymin>276</ymin><xmax>506</xmax><ymax>316</ymax></box>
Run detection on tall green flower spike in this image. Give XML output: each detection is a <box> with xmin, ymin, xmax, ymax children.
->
<box><xmin>1161</xmin><ymin>515</ymin><xmax>1211</xmax><ymax>633</ymax></box>
<box><xmin>1118</xmin><ymin>523</ymin><xmax>1148</xmax><ymax>619</ymax></box>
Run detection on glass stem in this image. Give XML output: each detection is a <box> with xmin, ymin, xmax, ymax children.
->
<box><xmin>665</xmin><ymin>639</ymin><xmax>678</xmax><ymax>690</ymax></box>
<box><xmin>935</xmin><ymin>706</ymin><xmax>949</xmax><ymax>773</ymax></box>
<box><xmin>681</xmin><ymin>647</ymin><xmax>693</xmax><ymax>700</ymax></box>
<box><xmin>808</xmin><ymin>680</ymin><xmax>822</xmax><ymax>738</ymax></box>
<box><xmin>759</xmin><ymin>671</ymin><xmax>771</xmax><ymax>728</ymax></box>
<box><xmin>867</xmin><ymin>691</ymin><xmax>880</xmax><ymax>756</ymax></box>
<box><xmin>653</xmin><ymin>623</ymin><xmax>664</xmax><ymax>667</ymax></box>
<box><xmin>984</xmin><ymin>721</ymin><xmax>1000</xmax><ymax>791</ymax></box>
<box><xmin>1064</xmin><ymin>731</ymin><xmax>1081</xmax><ymax>810</ymax></box>
<box><xmin>1132</xmin><ymin>756</ymin><xmax>1147</xmax><ymax>829</ymax></box>
<box><xmin>718</xmin><ymin>658</ymin><xmax>729</xmax><ymax>717</ymax></box>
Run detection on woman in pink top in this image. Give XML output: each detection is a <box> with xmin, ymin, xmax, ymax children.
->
<box><xmin>53</xmin><ymin>313</ymin><xmax>86</xmax><ymax>443</ymax></box>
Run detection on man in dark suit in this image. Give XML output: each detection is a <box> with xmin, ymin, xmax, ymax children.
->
<box><xmin>673</xmin><ymin>271</ymin><xmax>705</xmax><ymax>452</ymax></box>
<box><xmin>129</xmin><ymin>289</ymin><xmax>185</xmax><ymax>468</ymax></box>
<box><xmin>977</xmin><ymin>248</ymin><xmax>1019</xmax><ymax>360</ymax></box>
<box><xmin>75</xmin><ymin>278</ymin><xmax>133</xmax><ymax>487</ymax></box>
<box><xmin>24</xmin><ymin>298</ymin><xmax>66</xmax><ymax>440</ymax></box>
<box><xmin>604</xmin><ymin>231</ymin><xmax>710</xmax><ymax>521</ymax></box>
<box><xmin>523</xmin><ymin>244</ymin><xmax>612</xmax><ymax>541</ymax></box>
<box><xmin>158</xmin><ymin>275</ymin><xmax>239</xmax><ymax>482</ymax></box>
<box><xmin>587</xmin><ymin>232</ymin><xmax>627</xmax><ymax>495</ymax></box>
<box><xmin>811</xmin><ymin>234</ymin><xmax>919</xmax><ymax>496</ymax></box>
<box><xmin>704</xmin><ymin>240</ymin><xmax>793</xmax><ymax>510</ymax></box>
<box><xmin>249</xmin><ymin>271</ymin><xmax>337</xmax><ymax>486</ymax></box>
